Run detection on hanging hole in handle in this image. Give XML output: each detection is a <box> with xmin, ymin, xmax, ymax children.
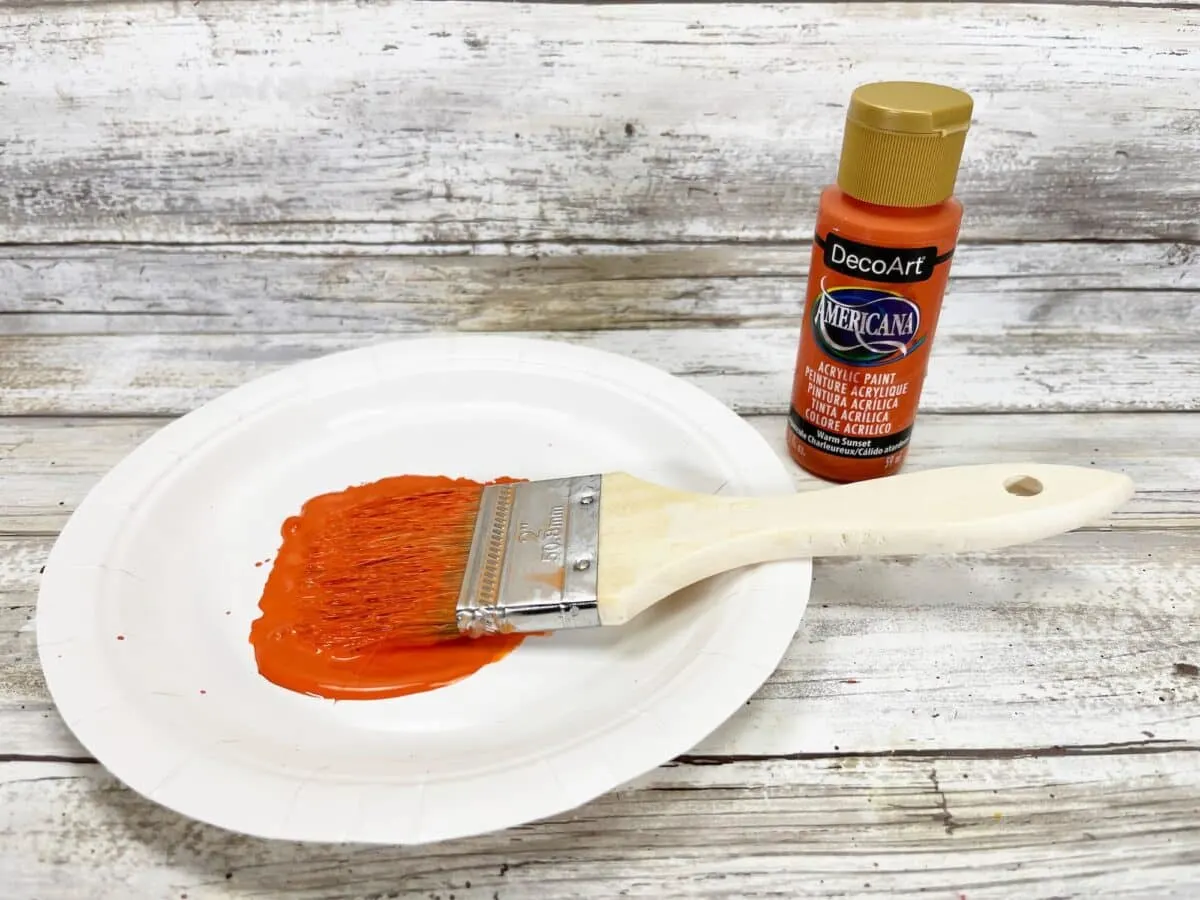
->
<box><xmin>1004</xmin><ymin>475</ymin><xmax>1043</xmax><ymax>497</ymax></box>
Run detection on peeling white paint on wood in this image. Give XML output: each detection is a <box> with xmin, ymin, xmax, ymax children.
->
<box><xmin>0</xmin><ymin>2</ymin><xmax>1196</xmax><ymax>243</ymax></box>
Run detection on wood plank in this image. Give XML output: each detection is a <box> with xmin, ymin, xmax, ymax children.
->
<box><xmin>2</xmin><ymin>327</ymin><xmax>1196</xmax><ymax>416</ymax></box>
<box><xmin>1</xmin><ymin>3</ymin><xmax>1196</xmax><ymax>243</ymax></box>
<box><xmin>1</xmin><ymin>753</ymin><xmax>1198</xmax><ymax>899</ymax></box>
<box><xmin>7</xmin><ymin>523</ymin><xmax>1198</xmax><ymax>758</ymax></box>
<box><xmin>4</xmin><ymin>241</ymin><xmax>1198</xmax><ymax>335</ymax></box>
<box><xmin>2</xmin><ymin>413</ymin><xmax>1197</xmax><ymax>534</ymax></box>
<box><xmin>7</xmin><ymin>241</ymin><xmax>1196</xmax><ymax>417</ymax></box>
<box><xmin>0</xmin><ymin>418</ymin><xmax>163</xmax><ymax>534</ymax></box>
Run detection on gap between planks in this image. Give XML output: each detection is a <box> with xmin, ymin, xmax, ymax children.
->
<box><xmin>1</xmin><ymin>237</ymin><xmax>1200</xmax><ymax>249</ymax></box>
<box><xmin>4</xmin><ymin>737</ymin><xmax>1200</xmax><ymax>771</ymax></box>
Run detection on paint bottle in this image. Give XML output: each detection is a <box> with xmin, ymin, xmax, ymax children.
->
<box><xmin>786</xmin><ymin>81</ymin><xmax>973</xmax><ymax>482</ymax></box>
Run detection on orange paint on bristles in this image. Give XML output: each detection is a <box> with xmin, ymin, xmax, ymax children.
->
<box><xmin>249</xmin><ymin>474</ymin><xmax>526</xmax><ymax>701</ymax></box>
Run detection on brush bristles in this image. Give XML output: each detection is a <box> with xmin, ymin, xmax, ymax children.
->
<box><xmin>283</xmin><ymin>480</ymin><xmax>485</xmax><ymax>649</ymax></box>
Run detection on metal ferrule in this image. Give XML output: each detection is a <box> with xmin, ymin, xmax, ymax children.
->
<box><xmin>456</xmin><ymin>475</ymin><xmax>602</xmax><ymax>637</ymax></box>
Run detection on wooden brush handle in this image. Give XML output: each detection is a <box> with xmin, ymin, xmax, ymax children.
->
<box><xmin>712</xmin><ymin>463</ymin><xmax>1133</xmax><ymax>557</ymax></box>
<box><xmin>597</xmin><ymin>463</ymin><xmax>1134</xmax><ymax>626</ymax></box>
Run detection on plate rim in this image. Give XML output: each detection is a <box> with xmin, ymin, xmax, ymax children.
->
<box><xmin>36</xmin><ymin>334</ymin><xmax>812</xmax><ymax>844</ymax></box>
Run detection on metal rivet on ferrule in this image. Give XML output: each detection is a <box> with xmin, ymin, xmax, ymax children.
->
<box><xmin>579</xmin><ymin>494</ymin><xmax>595</xmax><ymax>505</ymax></box>
<box><xmin>573</xmin><ymin>558</ymin><xmax>592</xmax><ymax>571</ymax></box>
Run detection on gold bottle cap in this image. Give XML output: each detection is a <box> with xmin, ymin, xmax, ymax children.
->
<box><xmin>835</xmin><ymin>81</ymin><xmax>973</xmax><ymax>208</ymax></box>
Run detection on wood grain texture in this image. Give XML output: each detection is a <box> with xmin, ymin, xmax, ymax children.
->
<box><xmin>0</xmin><ymin>2</ymin><xmax>1197</xmax><ymax>244</ymax></box>
<box><xmin>2</xmin><ymin>753</ymin><xmax>1198</xmax><ymax>900</ymax></box>
<box><xmin>5</xmin><ymin>241</ymin><xmax>1198</xmax><ymax>334</ymax></box>
<box><xmin>5</xmin><ymin>240</ymin><xmax>1197</xmax><ymax>415</ymax></box>
<box><xmin>3</xmin><ymin>327</ymin><xmax>1196</xmax><ymax>416</ymax></box>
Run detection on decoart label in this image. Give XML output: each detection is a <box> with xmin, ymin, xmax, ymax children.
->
<box><xmin>821</xmin><ymin>232</ymin><xmax>943</xmax><ymax>284</ymax></box>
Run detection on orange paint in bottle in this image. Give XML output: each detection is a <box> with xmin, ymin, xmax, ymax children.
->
<box><xmin>787</xmin><ymin>82</ymin><xmax>974</xmax><ymax>482</ymax></box>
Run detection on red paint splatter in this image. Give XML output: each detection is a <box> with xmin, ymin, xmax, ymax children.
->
<box><xmin>255</xmin><ymin>561</ymin><xmax>264</xmax><ymax>568</ymax></box>
<box><xmin>116</xmin><ymin>635</ymin><xmax>125</xmax><ymax>641</ymax></box>
<box><xmin>845</xmin><ymin>678</ymin><xmax>858</xmax><ymax>684</ymax></box>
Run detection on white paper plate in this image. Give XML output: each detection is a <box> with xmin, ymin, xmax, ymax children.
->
<box><xmin>37</xmin><ymin>335</ymin><xmax>811</xmax><ymax>844</ymax></box>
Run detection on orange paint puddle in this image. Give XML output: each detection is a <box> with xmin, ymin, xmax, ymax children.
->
<box><xmin>250</xmin><ymin>474</ymin><xmax>527</xmax><ymax>700</ymax></box>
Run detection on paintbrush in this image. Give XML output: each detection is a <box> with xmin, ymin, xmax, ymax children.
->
<box><xmin>296</xmin><ymin>463</ymin><xmax>1133</xmax><ymax>647</ymax></box>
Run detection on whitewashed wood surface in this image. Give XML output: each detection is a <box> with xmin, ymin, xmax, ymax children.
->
<box><xmin>2</xmin><ymin>1</ymin><xmax>1199</xmax><ymax>898</ymax></box>
<box><xmin>1</xmin><ymin>2</ymin><xmax>1197</xmax><ymax>243</ymax></box>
